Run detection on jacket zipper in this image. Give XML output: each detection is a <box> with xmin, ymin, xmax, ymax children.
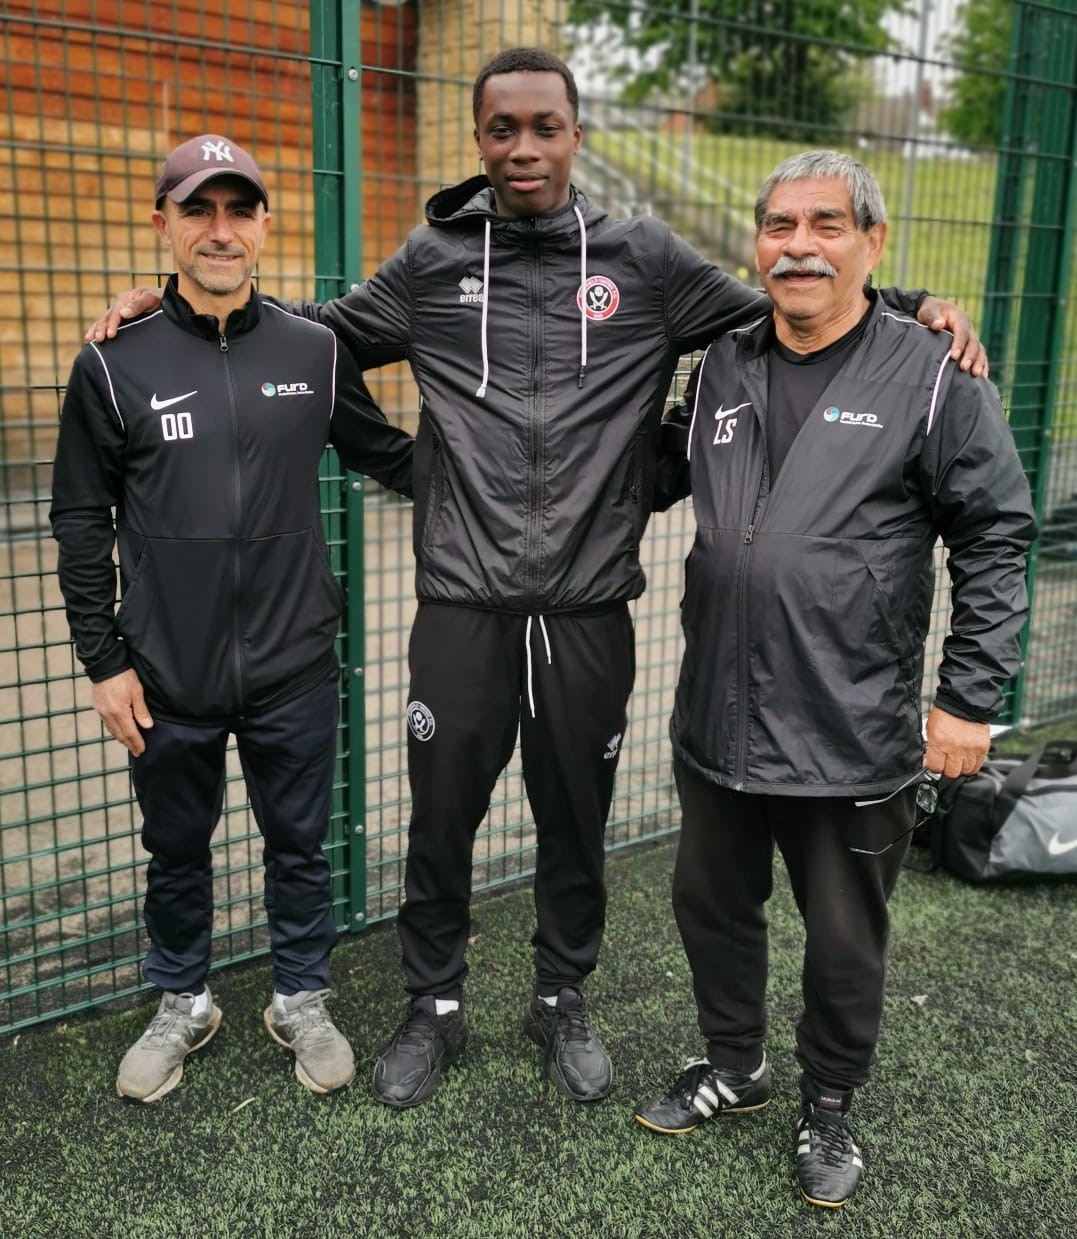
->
<box><xmin>420</xmin><ymin>432</ymin><xmax>443</xmax><ymax>554</ymax></box>
<box><xmin>733</xmin><ymin>361</ymin><xmax>770</xmax><ymax>787</ymax></box>
<box><xmin>732</xmin><ymin>514</ymin><xmax>760</xmax><ymax>788</ymax></box>
<box><xmin>221</xmin><ymin>332</ymin><xmax>245</xmax><ymax>715</ymax></box>
<box><xmin>525</xmin><ymin>224</ymin><xmax>544</xmax><ymax>604</ymax></box>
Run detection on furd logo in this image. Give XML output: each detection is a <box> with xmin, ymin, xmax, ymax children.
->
<box><xmin>262</xmin><ymin>380</ymin><xmax>313</xmax><ymax>397</ymax></box>
<box><xmin>823</xmin><ymin>406</ymin><xmax>883</xmax><ymax>429</ymax></box>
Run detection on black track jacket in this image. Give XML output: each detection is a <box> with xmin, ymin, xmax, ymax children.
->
<box><xmin>663</xmin><ymin>298</ymin><xmax>1036</xmax><ymax>797</ymax></box>
<box><xmin>298</xmin><ymin>179</ymin><xmax>922</xmax><ymax>614</ymax></box>
<box><xmin>51</xmin><ymin>279</ymin><xmax>414</xmax><ymax>722</ymax></box>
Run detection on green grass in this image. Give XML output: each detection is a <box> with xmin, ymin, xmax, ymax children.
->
<box><xmin>590</xmin><ymin>128</ymin><xmax>999</xmax><ymax>305</ymax></box>
<box><xmin>588</xmin><ymin>128</ymin><xmax>1077</xmax><ymax>412</ymax></box>
<box><xmin>2</xmin><ymin>835</ymin><xmax>1076</xmax><ymax>1238</ymax></box>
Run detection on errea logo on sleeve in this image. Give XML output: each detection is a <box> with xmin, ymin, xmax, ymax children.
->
<box><xmin>261</xmin><ymin>380</ymin><xmax>313</xmax><ymax>397</ymax></box>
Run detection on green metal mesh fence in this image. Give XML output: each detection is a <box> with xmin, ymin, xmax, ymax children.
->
<box><xmin>2</xmin><ymin>0</ymin><xmax>1075</xmax><ymax>1034</ymax></box>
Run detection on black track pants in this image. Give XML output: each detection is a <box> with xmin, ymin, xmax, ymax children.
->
<box><xmin>131</xmin><ymin>674</ymin><xmax>340</xmax><ymax>995</ymax></box>
<box><xmin>672</xmin><ymin>756</ymin><xmax>914</xmax><ymax>1095</ymax></box>
<box><xmin>397</xmin><ymin>603</ymin><xmax>636</xmax><ymax>999</ymax></box>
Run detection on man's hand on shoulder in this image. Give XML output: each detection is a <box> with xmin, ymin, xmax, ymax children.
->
<box><xmin>916</xmin><ymin>296</ymin><xmax>988</xmax><ymax>378</ymax></box>
<box><xmin>924</xmin><ymin>705</ymin><xmax>991</xmax><ymax>778</ymax></box>
<box><xmin>92</xmin><ymin>669</ymin><xmax>154</xmax><ymax>756</ymax></box>
<box><xmin>85</xmin><ymin>287</ymin><xmax>165</xmax><ymax>343</ymax></box>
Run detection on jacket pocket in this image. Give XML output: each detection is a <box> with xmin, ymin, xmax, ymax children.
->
<box><xmin>415</xmin><ymin>431</ymin><xmax>445</xmax><ymax>565</ymax></box>
<box><xmin>240</xmin><ymin>528</ymin><xmax>344</xmax><ymax>705</ymax></box>
<box><xmin>621</xmin><ymin>428</ymin><xmax>652</xmax><ymax>550</ymax></box>
<box><xmin>115</xmin><ymin>536</ymin><xmax>235</xmax><ymax>715</ymax></box>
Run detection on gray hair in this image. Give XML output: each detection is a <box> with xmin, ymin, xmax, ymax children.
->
<box><xmin>754</xmin><ymin>151</ymin><xmax>888</xmax><ymax>232</ymax></box>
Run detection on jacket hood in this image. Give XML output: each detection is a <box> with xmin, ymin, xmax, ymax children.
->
<box><xmin>424</xmin><ymin>175</ymin><xmax>607</xmax><ymax>235</ymax></box>
<box><xmin>423</xmin><ymin>177</ymin><xmax>608</xmax><ymax>397</ymax></box>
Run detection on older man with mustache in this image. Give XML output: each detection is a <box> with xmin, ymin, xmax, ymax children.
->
<box><xmin>635</xmin><ymin>151</ymin><xmax>1035</xmax><ymax>1209</ymax></box>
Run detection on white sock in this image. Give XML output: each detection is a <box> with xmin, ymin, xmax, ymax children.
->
<box><xmin>434</xmin><ymin>998</ymin><xmax>460</xmax><ymax>1016</ymax></box>
<box><xmin>186</xmin><ymin>990</ymin><xmax>210</xmax><ymax>1018</ymax></box>
<box><xmin>539</xmin><ymin>994</ymin><xmax>558</xmax><ymax>1007</ymax></box>
<box><xmin>272</xmin><ymin>991</ymin><xmax>292</xmax><ymax>1016</ymax></box>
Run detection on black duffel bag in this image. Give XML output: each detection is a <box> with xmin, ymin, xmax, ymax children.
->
<box><xmin>929</xmin><ymin>741</ymin><xmax>1077</xmax><ymax>882</ymax></box>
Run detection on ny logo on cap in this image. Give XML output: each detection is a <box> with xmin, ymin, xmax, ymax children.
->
<box><xmin>201</xmin><ymin>139</ymin><xmax>235</xmax><ymax>164</ymax></box>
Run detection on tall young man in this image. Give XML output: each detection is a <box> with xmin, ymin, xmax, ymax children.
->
<box><xmin>87</xmin><ymin>53</ymin><xmax>983</xmax><ymax>1111</ymax></box>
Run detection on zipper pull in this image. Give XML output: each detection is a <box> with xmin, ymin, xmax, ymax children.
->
<box><xmin>219</xmin><ymin>334</ymin><xmax>229</xmax><ymax>352</ymax></box>
<box><xmin>745</xmin><ymin>523</ymin><xmax>755</xmax><ymax>544</ymax></box>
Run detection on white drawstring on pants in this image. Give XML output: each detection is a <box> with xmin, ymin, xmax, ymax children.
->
<box><xmin>524</xmin><ymin>615</ymin><xmax>552</xmax><ymax>718</ymax></box>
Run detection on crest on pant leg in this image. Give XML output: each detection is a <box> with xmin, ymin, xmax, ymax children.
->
<box><xmin>406</xmin><ymin>701</ymin><xmax>436</xmax><ymax>741</ymax></box>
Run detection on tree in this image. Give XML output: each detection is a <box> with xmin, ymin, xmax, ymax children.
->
<box><xmin>938</xmin><ymin>0</ymin><xmax>1014</xmax><ymax>149</ymax></box>
<box><xmin>568</xmin><ymin>0</ymin><xmax>908</xmax><ymax>139</ymax></box>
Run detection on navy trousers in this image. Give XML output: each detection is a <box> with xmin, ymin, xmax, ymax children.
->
<box><xmin>397</xmin><ymin>602</ymin><xmax>636</xmax><ymax>1000</ymax></box>
<box><xmin>130</xmin><ymin>673</ymin><xmax>340</xmax><ymax>995</ymax></box>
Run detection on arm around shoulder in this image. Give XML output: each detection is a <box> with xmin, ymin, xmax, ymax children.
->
<box><xmin>301</xmin><ymin>243</ymin><xmax>415</xmax><ymax>370</ymax></box>
<box><xmin>663</xmin><ymin>227</ymin><xmax>768</xmax><ymax>351</ymax></box>
<box><xmin>328</xmin><ymin>341</ymin><xmax>413</xmax><ymax>496</ymax></box>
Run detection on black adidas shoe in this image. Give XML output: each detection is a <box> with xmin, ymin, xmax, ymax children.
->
<box><xmin>523</xmin><ymin>988</ymin><xmax>613</xmax><ymax>1102</ymax></box>
<box><xmin>371</xmin><ymin>997</ymin><xmax>469</xmax><ymax>1108</ymax></box>
<box><xmin>634</xmin><ymin>1053</ymin><xmax>772</xmax><ymax>1134</ymax></box>
<box><xmin>795</xmin><ymin>1100</ymin><xmax>864</xmax><ymax>1208</ymax></box>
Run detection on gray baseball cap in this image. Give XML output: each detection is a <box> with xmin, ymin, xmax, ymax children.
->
<box><xmin>154</xmin><ymin>134</ymin><xmax>268</xmax><ymax>208</ymax></box>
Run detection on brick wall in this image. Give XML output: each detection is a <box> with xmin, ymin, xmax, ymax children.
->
<box><xmin>0</xmin><ymin>1</ymin><xmax>420</xmax><ymax>486</ymax></box>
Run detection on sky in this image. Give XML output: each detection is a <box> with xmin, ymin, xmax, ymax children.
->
<box><xmin>885</xmin><ymin>0</ymin><xmax>963</xmax><ymax>95</ymax></box>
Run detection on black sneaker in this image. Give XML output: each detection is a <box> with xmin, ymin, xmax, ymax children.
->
<box><xmin>634</xmin><ymin>1053</ymin><xmax>772</xmax><ymax>1134</ymax></box>
<box><xmin>795</xmin><ymin>1100</ymin><xmax>864</xmax><ymax>1208</ymax></box>
<box><xmin>523</xmin><ymin>988</ymin><xmax>613</xmax><ymax>1101</ymax></box>
<box><xmin>371</xmin><ymin>997</ymin><xmax>469</xmax><ymax>1108</ymax></box>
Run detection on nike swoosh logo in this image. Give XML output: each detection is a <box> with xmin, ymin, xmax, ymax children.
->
<box><xmin>715</xmin><ymin>401</ymin><xmax>752</xmax><ymax>420</ymax></box>
<box><xmin>1046</xmin><ymin>834</ymin><xmax>1077</xmax><ymax>856</ymax></box>
<box><xmin>150</xmin><ymin>390</ymin><xmax>198</xmax><ymax>410</ymax></box>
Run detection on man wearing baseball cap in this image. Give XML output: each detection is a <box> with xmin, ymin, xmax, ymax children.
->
<box><xmin>154</xmin><ymin>133</ymin><xmax>269</xmax><ymax>209</ymax></box>
<box><xmin>50</xmin><ymin>135</ymin><xmax>413</xmax><ymax>1101</ymax></box>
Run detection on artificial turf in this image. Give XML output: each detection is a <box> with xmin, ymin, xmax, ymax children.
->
<box><xmin>1</xmin><ymin>836</ymin><xmax>1075</xmax><ymax>1239</ymax></box>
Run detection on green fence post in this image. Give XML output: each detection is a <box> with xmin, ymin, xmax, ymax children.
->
<box><xmin>310</xmin><ymin>0</ymin><xmax>367</xmax><ymax>934</ymax></box>
<box><xmin>979</xmin><ymin>1</ymin><xmax>1029</xmax><ymax>383</ymax></box>
<box><xmin>981</xmin><ymin>1</ymin><xmax>1077</xmax><ymax>724</ymax></box>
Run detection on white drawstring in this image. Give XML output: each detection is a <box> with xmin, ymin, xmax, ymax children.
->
<box><xmin>573</xmin><ymin>204</ymin><xmax>588</xmax><ymax>387</ymax></box>
<box><xmin>524</xmin><ymin>614</ymin><xmax>552</xmax><ymax>718</ymax></box>
<box><xmin>475</xmin><ymin>219</ymin><xmax>492</xmax><ymax>398</ymax></box>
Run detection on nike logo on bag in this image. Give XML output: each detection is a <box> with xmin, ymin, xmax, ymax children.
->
<box><xmin>150</xmin><ymin>390</ymin><xmax>198</xmax><ymax>410</ymax></box>
<box><xmin>1046</xmin><ymin>833</ymin><xmax>1077</xmax><ymax>856</ymax></box>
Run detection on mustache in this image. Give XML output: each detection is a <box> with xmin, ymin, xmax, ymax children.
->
<box><xmin>767</xmin><ymin>256</ymin><xmax>838</xmax><ymax>279</ymax></box>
